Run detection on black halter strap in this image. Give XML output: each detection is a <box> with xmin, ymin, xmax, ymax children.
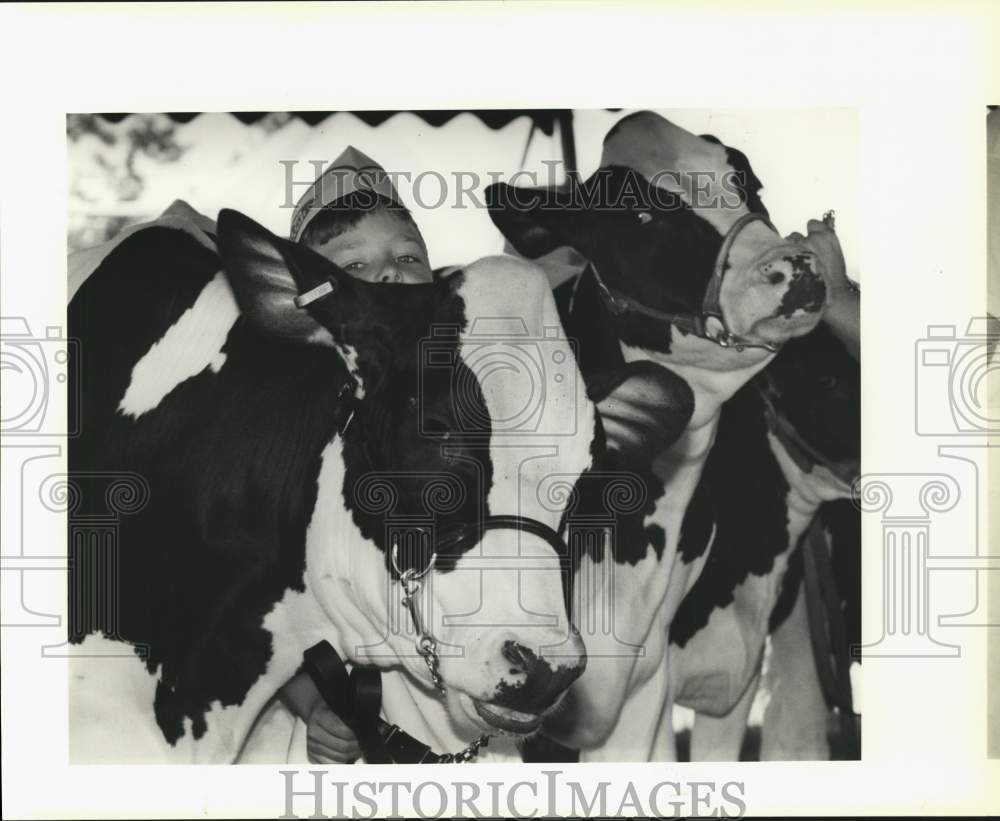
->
<box><xmin>589</xmin><ymin>211</ymin><xmax>785</xmax><ymax>353</ymax></box>
<box><xmin>303</xmin><ymin>639</ymin><xmax>484</xmax><ymax>764</ymax></box>
<box><xmin>427</xmin><ymin>514</ymin><xmax>569</xmax><ymax>562</ymax></box>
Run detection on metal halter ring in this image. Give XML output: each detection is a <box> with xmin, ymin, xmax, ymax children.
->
<box><xmin>390</xmin><ymin>542</ymin><xmax>446</xmax><ymax>696</ymax></box>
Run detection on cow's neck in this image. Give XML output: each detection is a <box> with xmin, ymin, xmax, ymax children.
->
<box><xmin>621</xmin><ymin>335</ymin><xmax>774</xmax><ymax>463</ymax></box>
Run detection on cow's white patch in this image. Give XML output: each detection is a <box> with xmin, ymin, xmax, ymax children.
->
<box><xmin>437</xmin><ymin>257</ymin><xmax>593</xmax><ymax>736</ymax></box>
<box><xmin>453</xmin><ymin>256</ymin><xmax>595</xmax><ymax>528</ymax></box>
<box><xmin>767</xmin><ymin>432</ymin><xmax>853</xmax><ymax>511</ymax></box>
<box><xmin>623</xmin><ymin>335</ymin><xmax>774</xmax><ymax>431</ymax></box>
<box><xmin>333</xmin><ymin>340</ymin><xmax>365</xmax><ymax>399</ymax></box>
<box><xmin>118</xmin><ymin>271</ymin><xmax>239</xmax><ymax>418</ymax></box>
<box><xmin>69</xmin><ymin>635</ymin><xmax>168</xmax><ymax>763</ymax></box>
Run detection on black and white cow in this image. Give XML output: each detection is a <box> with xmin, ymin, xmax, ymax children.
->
<box><xmin>66</xmin><ymin>207</ymin><xmax>690</xmax><ymax>763</ymax></box>
<box><xmin>668</xmin><ymin>322</ymin><xmax>860</xmax><ymax>760</ymax></box>
<box><xmin>487</xmin><ymin>111</ymin><xmax>829</xmax><ymax>760</ymax></box>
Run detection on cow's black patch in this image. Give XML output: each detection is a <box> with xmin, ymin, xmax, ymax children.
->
<box><xmin>70</xmin><ymin>228</ymin><xmax>342</xmax><ymax>743</ymax></box>
<box><xmin>776</xmin><ymin>266</ymin><xmax>826</xmax><ymax>318</ymax></box>
<box><xmin>676</xmin><ymin>466</ymin><xmax>716</xmax><ymax>566</ymax></box>
<box><xmin>764</xmin><ymin>325</ymin><xmax>860</xmax><ymax>466</ymax></box>
<box><xmin>68</xmin><ymin>224</ymin><xmax>504</xmax><ymax>745</ymax></box>
<box><xmin>669</xmin><ymin>384</ymin><xmax>790</xmax><ymax>647</ymax></box>
<box><xmin>333</xmin><ymin>272</ymin><xmax>497</xmax><ymax>575</ymax></box>
<box><xmin>645</xmin><ymin>524</ymin><xmax>666</xmax><ymax>557</ymax></box>
<box><xmin>767</xmin><ymin>499</ymin><xmax>860</xmax><ymax>648</ymax></box>
<box><xmin>551</xmin><ymin>267</ymin><xmax>693</xmax><ymax>569</ymax></box>
<box><xmin>491</xmin><ymin>642</ymin><xmax>584</xmax><ymax>713</ymax></box>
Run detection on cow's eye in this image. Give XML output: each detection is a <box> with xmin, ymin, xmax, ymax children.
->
<box><xmin>636</xmin><ymin>211</ymin><xmax>653</xmax><ymax>225</ymax></box>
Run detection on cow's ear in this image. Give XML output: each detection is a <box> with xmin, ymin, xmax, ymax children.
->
<box><xmin>588</xmin><ymin>361</ymin><xmax>694</xmax><ymax>464</ymax></box>
<box><xmin>217</xmin><ymin>209</ymin><xmax>351</xmax><ymax>345</ymax></box>
<box><xmin>485</xmin><ymin>182</ymin><xmax>568</xmax><ymax>260</ymax></box>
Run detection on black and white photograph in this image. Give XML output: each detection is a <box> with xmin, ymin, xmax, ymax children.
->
<box><xmin>1</xmin><ymin>3</ymin><xmax>997</xmax><ymax>819</ymax></box>
<box><xmin>63</xmin><ymin>107</ymin><xmax>861</xmax><ymax>766</ymax></box>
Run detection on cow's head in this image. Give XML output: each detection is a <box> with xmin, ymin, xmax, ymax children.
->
<box><xmin>487</xmin><ymin>112</ymin><xmax>828</xmax><ymax>354</ymax></box>
<box><xmin>217</xmin><ymin>210</ymin><xmax>597</xmax><ymax>737</ymax></box>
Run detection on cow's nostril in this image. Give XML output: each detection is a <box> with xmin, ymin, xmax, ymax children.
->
<box><xmin>768</xmin><ymin>271</ymin><xmax>785</xmax><ymax>285</ymax></box>
<box><xmin>501</xmin><ymin>640</ymin><xmax>533</xmax><ymax>672</ymax></box>
<box><xmin>493</xmin><ymin>639</ymin><xmax>587</xmax><ymax>713</ymax></box>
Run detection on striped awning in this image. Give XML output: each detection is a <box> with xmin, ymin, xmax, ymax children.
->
<box><xmin>94</xmin><ymin>110</ymin><xmax>580</xmax><ymax>136</ymax></box>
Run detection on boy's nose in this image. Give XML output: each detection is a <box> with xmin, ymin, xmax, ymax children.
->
<box><xmin>377</xmin><ymin>264</ymin><xmax>402</xmax><ymax>283</ymax></box>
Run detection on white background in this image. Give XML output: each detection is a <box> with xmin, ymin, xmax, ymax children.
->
<box><xmin>0</xmin><ymin>1</ymin><xmax>997</xmax><ymax>818</ymax></box>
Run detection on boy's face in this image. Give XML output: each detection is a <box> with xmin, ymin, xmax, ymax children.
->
<box><xmin>310</xmin><ymin>209</ymin><xmax>434</xmax><ymax>284</ymax></box>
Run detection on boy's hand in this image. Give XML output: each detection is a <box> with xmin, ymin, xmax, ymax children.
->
<box><xmin>279</xmin><ymin>670</ymin><xmax>362</xmax><ymax>764</ymax></box>
<box><xmin>305</xmin><ymin>700</ymin><xmax>362</xmax><ymax>764</ymax></box>
<box><xmin>788</xmin><ymin>214</ymin><xmax>860</xmax><ymax>360</ymax></box>
<box><xmin>788</xmin><ymin>217</ymin><xmax>852</xmax><ymax>297</ymax></box>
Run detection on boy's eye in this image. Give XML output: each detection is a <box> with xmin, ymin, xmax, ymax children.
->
<box><xmin>344</xmin><ymin>262</ymin><xmax>366</xmax><ymax>271</ymax></box>
<box><xmin>397</xmin><ymin>254</ymin><xmax>421</xmax><ymax>264</ymax></box>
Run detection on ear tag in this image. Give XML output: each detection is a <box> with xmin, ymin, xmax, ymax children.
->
<box><xmin>294</xmin><ymin>281</ymin><xmax>335</xmax><ymax>308</ymax></box>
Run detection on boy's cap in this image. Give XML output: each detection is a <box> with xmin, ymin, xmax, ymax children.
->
<box><xmin>290</xmin><ymin>145</ymin><xmax>401</xmax><ymax>242</ymax></box>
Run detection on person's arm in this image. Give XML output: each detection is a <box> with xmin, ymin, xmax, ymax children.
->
<box><xmin>791</xmin><ymin>216</ymin><xmax>860</xmax><ymax>361</ymax></box>
<box><xmin>279</xmin><ymin>672</ymin><xmax>362</xmax><ymax>764</ymax></box>
<box><xmin>822</xmin><ymin>283</ymin><xmax>860</xmax><ymax>361</ymax></box>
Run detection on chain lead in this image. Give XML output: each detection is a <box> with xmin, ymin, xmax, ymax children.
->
<box><xmin>390</xmin><ymin>540</ymin><xmax>492</xmax><ymax>754</ymax></box>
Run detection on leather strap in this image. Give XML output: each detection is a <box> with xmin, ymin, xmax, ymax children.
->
<box><xmin>800</xmin><ymin>517</ymin><xmax>859</xmax><ymax>755</ymax></box>
<box><xmin>303</xmin><ymin>640</ymin><xmax>391</xmax><ymax>763</ymax></box>
<box><xmin>701</xmin><ymin>212</ymin><xmax>778</xmax><ymax>325</ymax></box>
<box><xmin>302</xmin><ymin>640</ymin><xmax>484</xmax><ymax>764</ymax></box>
<box><xmin>433</xmin><ymin>514</ymin><xmax>570</xmax><ymax>560</ymax></box>
<box><xmin>587</xmin><ymin>210</ymin><xmax>785</xmax><ymax>353</ymax></box>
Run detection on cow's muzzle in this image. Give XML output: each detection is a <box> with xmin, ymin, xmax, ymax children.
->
<box><xmin>471</xmin><ymin>634</ymin><xmax>587</xmax><ymax>734</ymax></box>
